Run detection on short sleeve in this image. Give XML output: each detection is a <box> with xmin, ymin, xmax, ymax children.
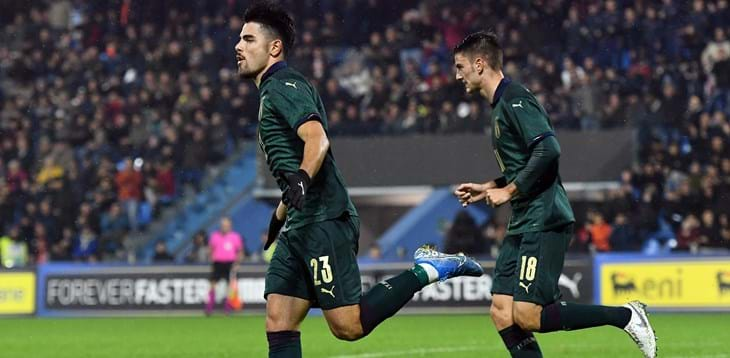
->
<box><xmin>507</xmin><ymin>97</ymin><xmax>554</xmax><ymax>149</ymax></box>
<box><xmin>266</xmin><ymin>81</ymin><xmax>322</xmax><ymax>130</ymax></box>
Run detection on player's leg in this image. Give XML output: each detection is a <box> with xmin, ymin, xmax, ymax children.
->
<box><xmin>221</xmin><ymin>262</ymin><xmax>233</xmax><ymax>313</ymax></box>
<box><xmin>205</xmin><ymin>262</ymin><xmax>222</xmax><ymax>315</ymax></box>
<box><xmin>491</xmin><ymin>235</ymin><xmax>543</xmax><ymax>358</ymax></box>
<box><xmin>266</xmin><ymin>294</ymin><xmax>310</xmax><ymax>358</ymax></box>
<box><xmin>311</xmin><ymin>215</ymin><xmax>483</xmax><ymax>340</ymax></box>
<box><xmin>511</xmin><ymin>225</ymin><xmax>656</xmax><ymax>357</ymax></box>
<box><xmin>322</xmin><ymin>252</ymin><xmax>483</xmax><ymax>340</ymax></box>
<box><xmin>264</xmin><ymin>232</ymin><xmax>314</xmax><ymax>358</ymax></box>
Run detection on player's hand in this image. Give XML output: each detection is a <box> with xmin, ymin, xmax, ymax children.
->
<box><xmin>281</xmin><ymin>169</ymin><xmax>311</xmax><ymax>210</ymax></box>
<box><xmin>264</xmin><ymin>209</ymin><xmax>285</xmax><ymax>250</ymax></box>
<box><xmin>485</xmin><ymin>188</ymin><xmax>512</xmax><ymax>207</ymax></box>
<box><xmin>454</xmin><ymin>182</ymin><xmax>495</xmax><ymax>207</ymax></box>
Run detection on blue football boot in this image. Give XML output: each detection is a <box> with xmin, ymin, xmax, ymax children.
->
<box><xmin>414</xmin><ymin>245</ymin><xmax>484</xmax><ymax>282</ymax></box>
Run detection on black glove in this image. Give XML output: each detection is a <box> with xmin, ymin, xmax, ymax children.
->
<box><xmin>264</xmin><ymin>210</ymin><xmax>284</xmax><ymax>250</ymax></box>
<box><xmin>281</xmin><ymin>169</ymin><xmax>311</xmax><ymax>210</ymax></box>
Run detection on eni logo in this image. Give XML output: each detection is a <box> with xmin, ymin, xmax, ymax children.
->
<box><xmin>718</xmin><ymin>271</ymin><xmax>730</xmax><ymax>295</ymax></box>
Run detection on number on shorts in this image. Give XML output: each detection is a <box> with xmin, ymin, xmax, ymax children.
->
<box><xmin>519</xmin><ymin>256</ymin><xmax>538</xmax><ymax>281</ymax></box>
<box><xmin>310</xmin><ymin>256</ymin><xmax>333</xmax><ymax>286</ymax></box>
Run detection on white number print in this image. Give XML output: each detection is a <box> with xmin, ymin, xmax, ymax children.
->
<box><xmin>519</xmin><ymin>256</ymin><xmax>538</xmax><ymax>281</ymax></box>
<box><xmin>310</xmin><ymin>256</ymin><xmax>333</xmax><ymax>286</ymax></box>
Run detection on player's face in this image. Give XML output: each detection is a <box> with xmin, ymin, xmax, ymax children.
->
<box><xmin>235</xmin><ymin>22</ymin><xmax>271</xmax><ymax>79</ymax></box>
<box><xmin>221</xmin><ymin>218</ymin><xmax>232</xmax><ymax>232</ymax></box>
<box><xmin>454</xmin><ymin>53</ymin><xmax>480</xmax><ymax>94</ymax></box>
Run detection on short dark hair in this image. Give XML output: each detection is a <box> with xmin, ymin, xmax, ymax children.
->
<box><xmin>453</xmin><ymin>31</ymin><xmax>502</xmax><ymax>71</ymax></box>
<box><xmin>243</xmin><ymin>1</ymin><xmax>296</xmax><ymax>56</ymax></box>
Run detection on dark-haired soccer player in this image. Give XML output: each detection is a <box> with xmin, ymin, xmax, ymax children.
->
<box><xmin>452</xmin><ymin>31</ymin><xmax>657</xmax><ymax>358</ymax></box>
<box><xmin>235</xmin><ymin>3</ymin><xmax>484</xmax><ymax>357</ymax></box>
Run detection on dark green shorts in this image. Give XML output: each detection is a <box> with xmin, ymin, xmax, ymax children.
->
<box><xmin>491</xmin><ymin>224</ymin><xmax>573</xmax><ymax>306</ymax></box>
<box><xmin>264</xmin><ymin>214</ymin><xmax>361</xmax><ymax>310</ymax></box>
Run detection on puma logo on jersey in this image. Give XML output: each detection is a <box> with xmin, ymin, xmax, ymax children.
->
<box><xmin>519</xmin><ymin>281</ymin><xmax>532</xmax><ymax>294</ymax></box>
<box><xmin>321</xmin><ymin>285</ymin><xmax>335</xmax><ymax>298</ymax></box>
<box><xmin>512</xmin><ymin>100</ymin><xmax>524</xmax><ymax>108</ymax></box>
<box><xmin>285</xmin><ymin>81</ymin><xmax>297</xmax><ymax>89</ymax></box>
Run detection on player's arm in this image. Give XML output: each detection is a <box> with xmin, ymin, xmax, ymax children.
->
<box><xmin>486</xmin><ymin>98</ymin><xmax>559</xmax><ymax>206</ymax></box>
<box><xmin>278</xmin><ymin>120</ymin><xmax>328</xmax><ymax>210</ymax></box>
<box><xmin>267</xmin><ymin>82</ymin><xmax>327</xmax><ymax>210</ymax></box>
<box><xmin>512</xmin><ymin>135</ymin><xmax>560</xmax><ymax>194</ymax></box>
<box><xmin>264</xmin><ymin>201</ymin><xmax>287</xmax><ymax>250</ymax></box>
<box><xmin>297</xmin><ymin>120</ymin><xmax>329</xmax><ymax>179</ymax></box>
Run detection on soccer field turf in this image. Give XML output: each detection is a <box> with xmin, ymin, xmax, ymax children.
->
<box><xmin>2</xmin><ymin>313</ymin><xmax>728</xmax><ymax>357</ymax></box>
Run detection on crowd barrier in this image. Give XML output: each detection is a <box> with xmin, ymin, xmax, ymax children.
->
<box><xmin>2</xmin><ymin>254</ymin><xmax>728</xmax><ymax>317</ymax></box>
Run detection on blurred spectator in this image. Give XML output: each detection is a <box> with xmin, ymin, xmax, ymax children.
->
<box><xmin>589</xmin><ymin>213</ymin><xmax>612</xmax><ymax>252</ymax></box>
<box><xmin>72</xmin><ymin>226</ymin><xmax>99</xmax><ymax>262</ymax></box>
<box><xmin>674</xmin><ymin>214</ymin><xmax>701</xmax><ymax>252</ymax></box>
<box><xmin>186</xmin><ymin>230</ymin><xmax>210</xmax><ymax>264</ymax></box>
<box><xmin>152</xmin><ymin>241</ymin><xmax>174</xmax><ymax>262</ymax></box>
<box><xmin>0</xmin><ymin>226</ymin><xmax>28</xmax><ymax>268</ymax></box>
<box><xmin>100</xmin><ymin>203</ymin><xmax>129</xmax><ymax>258</ymax></box>
<box><xmin>368</xmin><ymin>243</ymin><xmax>382</xmax><ymax>260</ymax></box>
<box><xmin>115</xmin><ymin>158</ymin><xmax>143</xmax><ymax>232</ymax></box>
<box><xmin>699</xmin><ymin>209</ymin><xmax>721</xmax><ymax>247</ymax></box>
<box><xmin>609</xmin><ymin>213</ymin><xmax>633</xmax><ymax>252</ymax></box>
<box><xmin>444</xmin><ymin>210</ymin><xmax>489</xmax><ymax>255</ymax></box>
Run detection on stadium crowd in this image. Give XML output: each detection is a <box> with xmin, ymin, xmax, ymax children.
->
<box><xmin>0</xmin><ymin>0</ymin><xmax>729</xmax><ymax>266</ymax></box>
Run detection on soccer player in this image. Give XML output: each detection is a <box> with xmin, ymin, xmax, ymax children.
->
<box><xmin>234</xmin><ymin>3</ymin><xmax>484</xmax><ymax>357</ymax></box>
<box><xmin>451</xmin><ymin>31</ymin><xmax>657</xmax><ymax>358</ymax></box>
<box><xmin>206</xmin><ymin>217</ymin><xmax>243</xmax><ymax>316</ymax></box>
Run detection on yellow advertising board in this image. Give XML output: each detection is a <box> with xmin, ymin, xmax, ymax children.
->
<box><xmin>0</xmin><ymin>272</ymin><xmax>36</xmax><ymax>314</ymax></box>
<box><xmin>600</xmin><ymin>260</ymin><xmax>730</xmax><ymax>307</ymax></box>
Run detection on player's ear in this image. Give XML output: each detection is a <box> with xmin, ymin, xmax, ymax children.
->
<box><xmin>270</xmin><ymin>39</ymin><xmax>283</xmax><ymax>58</ymax></box>
<box><xmin>474</xmin><ymin>57</ymin><xmax>485</xmax><ymax>75</ymax></box>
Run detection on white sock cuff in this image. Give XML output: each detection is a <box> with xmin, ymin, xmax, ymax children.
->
<box><xmin>417</xmin><ymin>263</ymin><xmax>440</xmax><ymax>284</ymax></box>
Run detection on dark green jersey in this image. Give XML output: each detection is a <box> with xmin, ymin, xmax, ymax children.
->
<box><xmin>257</xmin><ymin>62</ymin><xmax>357</xmax><ymax>229</ymax></box>
<box><xmin>490</xmin><ymin>79</ymin><xmax>574</xmax><ymax>234</ymax></box>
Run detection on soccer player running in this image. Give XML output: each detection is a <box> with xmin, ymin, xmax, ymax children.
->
<box><xmin>452</xmin><ymin>32</ymin><xmax>657</xmax><ymax>358</ymax></box>
<box><xmin>235</xmin><ymin>3</ymin><xmax>483</xmax><ymax>357</ymax></box>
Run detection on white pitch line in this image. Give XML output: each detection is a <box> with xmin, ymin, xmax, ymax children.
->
<box><xmin>328</xmin><ymin>345</ymin><xmax>492</xmax><ymax>358</ymax></box>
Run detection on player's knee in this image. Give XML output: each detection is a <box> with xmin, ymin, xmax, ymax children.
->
<box><xmin>512</xmin><ymin>306</ymin><xmax>540</xmax><ymax>332</ymax></box>
<box><xmin>329</xmin><ymin>322</ymin><xmax>364</xmax><ymax>342</ymax></box>
<box><xmin>490</xmin><ymin>303</ymin><xmax>512</xmax><ymax>327</ymax></box>
<box><xmin>266</xmin><ymin>311</ymin><xmax>295</xmax><ymax>331</ymax></box>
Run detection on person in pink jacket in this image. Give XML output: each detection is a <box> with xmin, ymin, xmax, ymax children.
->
<box><xmin>205</xmin><ymin>217</ymin><xmax>244</xmax><ymax>315</ymax></box>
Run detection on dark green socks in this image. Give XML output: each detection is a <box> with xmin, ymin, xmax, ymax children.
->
<box><xmin>539</xmin><ymin>301</ymin><xmax>632</xmax><ymax>332</ymax></box>
<box><xmin>359</xmin><ymin>268</ymin><xmax>426</xmax><ymax>336</ymax></box>
<box><xmin>499</xmin><ymin>325</ymin><xmax>542</xmax><ymax>357</ymax></box>
<box><xmin>267</xmin><ymin>331</ymin><xmax>301</xmax><ymax>358</ymax></box>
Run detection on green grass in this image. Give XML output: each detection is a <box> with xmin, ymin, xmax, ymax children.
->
<box><xmin>2</xmin><ymin>313</ymin><xmax>729</xmax><ymax>357</ymax></box>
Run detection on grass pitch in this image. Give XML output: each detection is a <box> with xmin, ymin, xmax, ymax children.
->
<box><xmin>2</xmin><ymin>312</ymin><xmax>728</xmax><ymax>357</ymax></box>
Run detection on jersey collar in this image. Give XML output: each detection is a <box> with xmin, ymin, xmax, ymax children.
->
<box><xmin>491</xmin><ymin>77</ymin><xmax>512</xmax><ymax>108</ymax></box>
<box><xmin>261</xmin><ymin>61</ymin><xmax>288</xmax><ymax>84</ymax></box>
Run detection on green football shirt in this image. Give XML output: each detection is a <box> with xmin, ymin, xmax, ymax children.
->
<box><xmin>257</xmin><ymin>62</ymin><xmax>357</xmax><ymax>229</ymax></box>
<box><xmin>490</xmin><ymin>79</ymin><xmax>575</xmax><ymax>235</ymax></box>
